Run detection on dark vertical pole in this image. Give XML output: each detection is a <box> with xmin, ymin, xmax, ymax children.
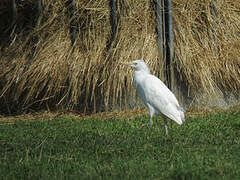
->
<box><xmin>31</xmin><ymin>0</ymin><xmax>42</xmax><ymax>59</ymax></box>
<box><xmin>155</xmin><ymin>0</ymin><xmax>187</xmax><ymax>105</ymax></box>
<box><xmin>211</xmin><ymin>0</ymin><xmax>217</xmax><ymax>51</ymax></box>
<box><xmin>155</xmin><ymin>0</ymin><xmax>165</xmax><ymax>62</ymax></box>
<box><xmin>164</xmin><ymin>0</ymin><xmax>174</xmax><ymax>90</ymax></box>
<box><xmin>10</xmin><ymin>0</ymin><xmax>17</xmax><ymax>27</ymax></box>
<box><xmin>34</xmin><ymin>0</ymin><xmax>42</xmax><ymax>27</ymax></box>
<box><xmin>107</xmin><ymin>0</ymin><xmax>119</xmax><ymax>50</ymax></box>
<box><xmin>69</xmin><ymin>0</ymin><xmax>77</xmax><ymax>46</ymax></box>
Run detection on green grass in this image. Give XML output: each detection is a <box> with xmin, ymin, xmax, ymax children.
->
<box><xmin>0</xmin><ymin>110</ymin><xmax>240</xmax><ymax>179</ymax></box>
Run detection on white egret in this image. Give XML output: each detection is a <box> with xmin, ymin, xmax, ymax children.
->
<box><xmin>122</xmin><ymin>59</ymin><xmax>185</xmax><ymax>135</ymax></box>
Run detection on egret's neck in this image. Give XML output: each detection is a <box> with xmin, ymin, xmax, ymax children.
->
<box><xmin>134</xmin><ymin>70</ymin><xmax>150</xmax><ymax>84</ymax></box>
<box><xmin>134</xmin><ymin>69</ymin><xmax>150</xmax><ymax>75</ymax></box>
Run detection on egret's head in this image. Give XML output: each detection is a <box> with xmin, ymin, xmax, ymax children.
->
<box><xmin>122</xmin><ymin>60</ymin><xmax>150</xmax><ymax>73</ymax></box>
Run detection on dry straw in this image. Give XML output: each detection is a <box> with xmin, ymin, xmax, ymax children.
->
<box><xmin>0</xmin><ymin>0</ymin><xmax>239</xmax><ymax>114</ymax></box>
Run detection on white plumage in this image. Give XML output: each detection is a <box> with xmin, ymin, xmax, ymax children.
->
<box><xmin>123</xmin><ymin>59</ymin><xmax>185</xmax><ymax>135</ymax></box>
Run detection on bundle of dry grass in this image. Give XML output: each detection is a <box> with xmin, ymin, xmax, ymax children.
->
<box><xmin>0</xmin><ymin>0</ymin><xmax>239</xmax><ymax>114</ymax></box>
<box><xmin>173</xmin><ymin>0</ymin><xmax>240</xmax><ymax>106</ymax></box>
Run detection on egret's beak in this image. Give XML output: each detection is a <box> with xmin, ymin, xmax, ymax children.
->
<box><xmin>119</xmin><ymin>62</ymin><xmax>133</xmax><ymax>66</ymax></box>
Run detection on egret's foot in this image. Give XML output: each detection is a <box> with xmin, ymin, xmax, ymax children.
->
<box><xmin>149</xmin><ymin>123</ymin><xmax>153</xmax><ymax>129</ymax></box>
<box><xmin>163</xmin><ymin>117</ymin><xmax>168</xmax><ymax>136</ymax></box>
<box><xmin>165</xmin><ymin>126</ymin><xmax>168</xmax><ymax>135</ymax></box>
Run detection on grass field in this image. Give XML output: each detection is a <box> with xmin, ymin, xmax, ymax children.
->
<box><xmin>0</xmin><ymin>109</ymin><xmax>240</xmax><ymax>179</ymax></box>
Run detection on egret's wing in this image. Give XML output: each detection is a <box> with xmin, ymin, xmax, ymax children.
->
<box><xmin>141</xmin><ymin>74</ymin><xmax>184</xmax><ymax>124</ymax></box>
<box><xmin>134</xmin><ymin>78</ymin><xmax>147</xmax><ymax>106</ymax></box>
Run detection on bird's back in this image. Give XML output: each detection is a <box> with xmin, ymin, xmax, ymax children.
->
<box><xmin>135</xmin><ymin>73</ymin><xmax>185</xmax><ymax>124</ymax></box>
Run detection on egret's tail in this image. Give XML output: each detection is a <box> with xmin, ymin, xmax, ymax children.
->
<box><xmin>166</xmin><ymin>112</ymin><xmax>183</xmax><ymax>125</ymax></box>
<box><xmin>161</xmin><ymin>105</ymin><xmax>185</xmax><ymax>125</ymax></box>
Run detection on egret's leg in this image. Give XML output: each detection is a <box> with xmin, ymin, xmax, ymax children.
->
<box><xmin>147</xmin><ymin>104</ymin><xmax>154</xmax><ymax>128</ymax></box>
<box><xmin>149</xmin><ymin>116</ymin><xmax>153</xmax><ymax>128</ymax></box>
<box><xmin>163</xmin><ymin>117</ymin><xmax>168</xmax><ymax>135</ymax></box>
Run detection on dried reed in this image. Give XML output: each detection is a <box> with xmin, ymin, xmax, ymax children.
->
<box><xmin>0</xmin><ymin>0</ymin><xmax>239</xmax><ymax>114</ymax></box>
